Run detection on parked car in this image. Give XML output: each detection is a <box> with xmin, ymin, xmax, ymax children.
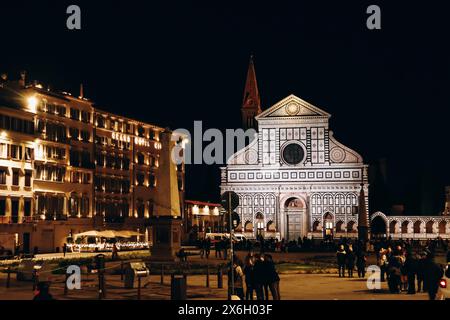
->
<box><xmin>233</xmin><ymin>233</ymin><xmax>247</xmax><ymax>242</ymax></box>
<box><xmin>205</xmin><ymin>233</ymin><xmax>238</xmax><ymax>244</ymax></box>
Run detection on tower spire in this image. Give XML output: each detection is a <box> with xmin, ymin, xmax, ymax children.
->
<box><xmin>241</xmin><ymin>55</ymin><xmax>262</xmax><ymax>130</ymax></box>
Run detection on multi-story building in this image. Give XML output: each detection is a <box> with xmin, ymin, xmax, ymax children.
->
<box><xmin>0</xmin><ymin>73</ymin><xmax>184</xmax><ymax>253</ymax></box>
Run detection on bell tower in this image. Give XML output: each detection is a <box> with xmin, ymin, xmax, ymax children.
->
<box><xmin>241</xmin><ymin>55</ymin><xmax>262</xmax><ymax>130</ymax></box>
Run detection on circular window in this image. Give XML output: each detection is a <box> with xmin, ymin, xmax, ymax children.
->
<box><xmin>282</xmin><ymin>143</ymin><xmax>305</xmax><ymax>165</ymax></box>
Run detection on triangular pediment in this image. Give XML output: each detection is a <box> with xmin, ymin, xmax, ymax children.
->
<box><xmin>255</xmin><ymin>94</ymin><xmax>331</xmax><ymax>120</ymax></box>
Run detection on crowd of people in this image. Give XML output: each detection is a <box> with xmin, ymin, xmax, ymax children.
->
<box><xmin>197</xmin><ymin>235</ymin><xmax>327</xmax><ymax>257</ymax></box>
<box><xmin>375</xmin><ymin>240</ymin><xmax>446</xmax><ymax>300</ymax></box>
<box><xmin>336</xmin><ymin>238</ymin><xmax>448</xmax><ymax>300</ymax></box>
<box><xmin>227</xmin><ymin>252</ymin><xmax>281</xmax><ymax>300</ymax></box>
<box><xmin>336</xmin><ymin>241</ymin><xmax>368</xmax><ymax>278</ymax></box>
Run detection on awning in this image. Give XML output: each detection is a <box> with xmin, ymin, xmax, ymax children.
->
<box><xmin>74</xmin><ymin>230</ymin><xmax>103</xmax><ymax>238</ymax></box>
<box><xmin>74</xmin><ymin>230</ymin><xmax>144</xmax><ymax>239</ymax></box>
<box><xmin>113</xmin><ymin>230</ymin><xmax>144</xmax><ymax>238</ymax></box>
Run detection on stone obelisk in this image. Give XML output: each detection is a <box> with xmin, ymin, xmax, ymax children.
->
<box><xmin>149</xmin><ymin>130</ymin><xmax>182</xmax><ymax>261</ymax></box>
<box><xmin>357</xmin><ymin>183</ymin><xmax>369</xmax><ymax>243</ymax></box>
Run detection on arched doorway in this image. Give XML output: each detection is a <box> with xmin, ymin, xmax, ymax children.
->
<box><xmin>401</xmin><ymin>221</ymin><xmax>409</xmax><ymax>234</ymax></box>
<box><xmin>347</xmin><ymin>221</ymin><xmax>356</xmax><ymax>233</ymax></box>
<box><xmin>284</xmin><ymin>197</ymin><xmax>304</xmax><ymax>241</ymax></box>
<box><xmin>389</xmin><ymin>220</ymin><xmax>399</xmax><ymax>234</ymax></box>
<box><xmin>335</xmin><ymin>220</ymin><xmax>344</xmax><ymax>233</ymax></box>
<box><xmin>323</xmin><ymin>212</ymin><xmax>334</xmax><ymax>240</ymax></box>
<box><xmin>370</xmin><ymin>216</ymin><xmax>387</xmax><ymax>238</ymax></box>
<box><xmin>266</xmin><ymin>221</ymin><xmax>276</xmax><ymax>235</ymax></box>
<box><xmin>255</xmin><ymin>212</ymin><xmax>264</xmax><ymax>238</ymax></box>
<box><xmin>312</xmin><ymin>220</ymin><xmax>321</xmax><ymax>232</ymax></box>
<box><xmin>413</xmin><ymin>221</ymin><xmax>422</xmax><ymax>233</ymax></box>
<box><xmin>438</xmin><ymin>221</ymin><xmax>447</xmax><ymax>234</ymax></box>
<box><xmin>426</xmin><ymin>221</ymin><xmax>434</xmax><ymax>234</ymax></box>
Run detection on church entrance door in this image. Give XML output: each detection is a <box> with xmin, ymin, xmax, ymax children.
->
<box><xmin>284</xmin><ymin>197</ymin><xmax>305</xmax><ymax>241</ymax></box>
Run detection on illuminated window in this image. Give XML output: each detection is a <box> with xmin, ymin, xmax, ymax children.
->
<box><xmin>70</xmin><ymin>108</ymin><xmax>80</xmax><ymax>121</ymax></box>
<box><xmin>25</xmin><ymin>170</ymin><xmax>32</xmax><ymax>187</ymax></box>
<box><xmin>0</xmin><ymin>170</ymin><xmax>6</xmax><ymax>185</ymax></box>
<box><xmin>24</xmin><ymin>199</ymin><xmax>32</xmax><ymax>216</ymax></box>
<box><xmin>137</xmin><ymin>152</ymin><xmax>145</xmax><ymax>165</ymax></box>
<box><xmin>0</xmin><ymin>199</ymin><xmax>5</xmax><ymax>216</ymax></box>
<box><xmin>137</xmin><ymin>172</ymin><xmax>145</xmax><ymax>186</ymax></box>
<box><xmin>12</xmin><ymin>169</ymin><xmax>19</xmax><ymax>186</ymax></box>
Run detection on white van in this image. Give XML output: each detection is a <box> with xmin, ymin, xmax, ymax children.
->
<box><xmin>205</xmin><ymin>233</ymin><xmax>228</xmax><ymax>244</ymax></box>
<box><xmin>205</xmin><ymin>233</ymin><xmax>239</xmax><ymax>243</ymax></box>
<box><xmin>233</xmin><ymin>233</ymin><xmax>247</xmax><ymax>242</ymax></box>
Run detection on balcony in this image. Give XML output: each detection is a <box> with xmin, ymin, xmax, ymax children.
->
<box><xmin>0</xmin><ymin>216</ymin><xmax>34</xmax><ymax>224</ymax></box>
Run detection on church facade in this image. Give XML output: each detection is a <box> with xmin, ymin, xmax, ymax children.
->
<box><xmin>220</xmin><ymin>58</ymin><xmax>369</xmax><ymax>241</ymax></box>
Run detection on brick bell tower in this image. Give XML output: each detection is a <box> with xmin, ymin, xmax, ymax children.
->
<box><xmin>241</xmin><ymin>55</ymin><xmax>262</xmax><ymax>130</ymax></box>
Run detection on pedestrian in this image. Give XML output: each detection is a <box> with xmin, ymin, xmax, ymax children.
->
<box><xmin>215</xmin><ymin>239</ymin><xmax>222</xmax><ymax>259</ymax></box>
<box><xmin>397</xmin><ymin>246</ymin><xmax>408</xmax><ymax>292</ymax></box>
<box><xmin>112</xmin><ymin>243</ymin><xmax>119</xmax><ymax>260</ymax></box>
<box><xmin>223</xmin><ymin>239</ymin><xmax>228</xmax><ymax>260</ymax></box>
<box><xmin>200</xmin><ymin>238</ymin><xmax>205</xmax><ymax>258</ymax></box>
<box><xmin>253</xmin><ymin>254</ymin><xmax>265</xmax><ymax>300</ymax></box>
<box><xmin>346</xmin><ymin>246</ymin><xmax>355</xmax><ymax>278</ymax></box>
<box><xmin>205</xmin><ymin>238</ymin><xmax>211</xmax><ymax>259</ymax></box>
<box><xmin>264</xmin><ymin>254</ymin><xmax>280</xmax><ymax>300</ymax></box>
<box><xmin>243</xmin><ymin>253</ymin><xmax>255</xmax><ymax>300</ymax></box>
<box><xmin>228</xmin><ymin>255</ymin><xmax>244</xmax><ymax>300</ymax></box>
<box><xmin>63</xmin><ymin>243</ymin><xmax>67</xmax><ymax>257</ymax></box>
<box><xmin>387</xmin><ymin>247</ymin><xmax>403</xmax><ymax>293</ymax></box>
<box><xmin>423</xmin><ymin>250</ymin><xmax>444</xmax><ymax>300</ymax></box>
<box><xmin>416</xmin><ymin>253</ymin><xmax>426</xmax><ymax>292</ymax></box>
<box><xmin>403</xmin><ymin>251</ymin><xmax>417</xmax><ymax>294</ymax></box>
<box><xmin>33</xmin><ymin>282</ymin><xmax>54</xmax><ymax>300</ymax></box>
<box><xmin>356</xmin><ymin>249</ymin><xmax>367</xmax><ymax>278</ymax></box>
<box><xmin>336</xmin><ymin>245</ymin><xmax>346</xmax><ymax>277</ymax></box>
<box><xmin>378</xmin><ymin>248</ymin><xmax>388</xmax><ymax>282</ymax></box>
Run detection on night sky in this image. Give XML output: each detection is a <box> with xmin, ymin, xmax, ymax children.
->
<box><xmin>1</xmin><ymin>1</ymin><xmax>449</xmax><ymax>215</ymax></box>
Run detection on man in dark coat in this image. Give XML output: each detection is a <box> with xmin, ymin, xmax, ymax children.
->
<box><xmin>403</xmin><ymin>251</ymin><xmax>418</xmax><ymax>294</ymax></box>
<box><xmin>356</xmin><ymin>249</ymin><xmax>367</xmax><ymax>278</ymax></box>
<box><xmin>205</xmin><ymin>238</ymin><xmax>211</xmax><ymax>258</ymax></box>
<box><xmin>336</xmin><ymin>245</ymin><xmax>346</xmax><ymax>277</ymax></box>
<box><xmin>252</xmin><ymin>254</ymin><xmax>265</xmax><ymax>300</ymax></box>
<box><xmin>417</xmin><ymin>253</ymin><xmax>426</xmax><ymax>292</ymax></box>
<box><xmin>264</xmin><ymin>254</ymin><xmax>280</xmax><ymax>300</ymax></box>
<box><xmin>346</xmin><ymin>246</ymin><xmax>356</xmax><ymax>278</ymax></box>
<box><xmin>423</xmin><ymin>251</ymin><xmax>444</xmax><ymax>300</ymax></box>
<box><xmin>243</xmin><ymin>254</ymin><xmax>255</xmax><ymax>300</ymax></box>
<box><xmin>215</xmin><ymin>240</ymin><xmax>222</xmax><ymax>258</ymax></box>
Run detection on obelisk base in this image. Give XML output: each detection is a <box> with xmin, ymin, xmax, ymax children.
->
<box><xmin>149</xmin><ymin>216</ymin><xmax>182</xmax><ymax>262</ymax></box>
